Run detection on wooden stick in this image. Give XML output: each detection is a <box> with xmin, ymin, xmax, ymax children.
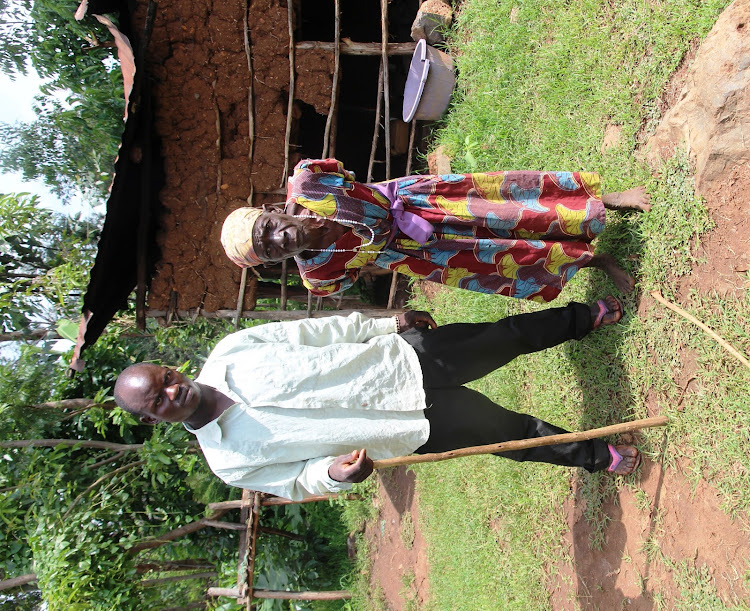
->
<box><xmin>322</xmin><ymin>0</ymin><xmax>340</xmax><ymax>158</ymax></box>
<box><xmin>387</xmin><ymin>271</ymin><xmax>399</xmax><ymax>309</ymax></box>
<box><xmin>280</xmin><ymin>0</ymin><xmax>295</xmax><ymax>188</ymax></box>
<box><xmin>234</xmin><ymin>267</ymin><xmax>248</xmax><ymax>329</ymax></box>
<box><xmin>367</xmin><ymin>61</ymin><xmax>384</xmax><ymax>182</ymax></box>
<box><xmin>133</xmin><ymin>0</ymin><xmax>157</xmax><ymax>332</ymax></box>
<box><xmin>208</xmin><ymin>493</ymin><xmax>361</xmax><ymax>511</ymax></box>
<box><xmin>147</xmin><ymin>307</ymin><xmax>404</xmax><ymax>321</ymax></box>
<box><xmin>211</xmin><ymin>588</ymin><xmax>351</xmax><ymax>600</ymax></box>
<box><xmin>372</xmin><ymin>416</ymin><xmax>669</xmax><ymax>469</ymax></box>
<box><xmin>280</xmin><ymin>260</ymin><xmax>288</xmax><ymax>311</ymax></box>
<box><xmin>245</xmin><ymin>491</ymin><xmax>261</xmax><ymax>610</ymax></box>
<box><xmin>380</xmin><ymin>0</ymin><xmax>390</xmax><ymax>179</ymax></box>
<box><xmin>214</xmin><ymin>85</ymin><xmax>222</xmax><ymax>196</ymax></box>
<box><xmin>0</xmin><ymin>574</ymin><xmax>37</xmax><ymax>591</ymax></box>
<box><xmin>296</xmin><ymin>41</ymin><xmax>416</xmax><ymax>55</ymax></box>
<box><xmin>243</xmin><ymin>0</ymin><xmax>255</xmax><ymax>167</ymax></box>
<box><xmin>236</xmin><ymin>489</ymin><xmax>252</xmax><ymax>597</ymax></box>
<box><xmin>650</xmin><ymin>290</ymin><xmax>750</xmax><ymax>372</ymax></box>
<box><xmin>202</xmin><ymin>519</ymin><xmax>245</xmax><ymax>531</ymax></box>
<box><xmin>209</xmin><ymin>587</ymin><xmax>242</xmax><ymax>598</ymax></box>
<box><xmin>253</xmin><ymin>589</ymin><xmax>352</xmax><ymax>600</ymax></box>
<box><xmin>0</xmin><ymin>439</ymin><xmax>144</xmax><ymax>451</ymax></box>
<box><xmin>258</xmin><ymin>526</ymin><xmax>305</xmax><ymax>541</ymax></box>
<box><xmin>128</xmin><ymin>508</ymin><xmax>229</xmax><ymax>555</ymax></box>
<box><xmin>405</xmin><ymin>119</ymin><xmax>417</xmax><ymax>176</ymax></box>
<box><xmin>141</xmin><ymin>571</ymin><xmax>217</xmax><ymax>587</ymax></box>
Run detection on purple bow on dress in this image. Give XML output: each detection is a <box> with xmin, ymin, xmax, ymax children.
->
<box><xmin>370</xmin><ymin>181</ymin><xmax>434</xmax><ymax>246</ymax></box>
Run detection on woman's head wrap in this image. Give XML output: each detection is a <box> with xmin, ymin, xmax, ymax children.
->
<box><xmin>221</xmin><ymin>207</ymin><xmax>264</xmax><ymax>267</ymax></box>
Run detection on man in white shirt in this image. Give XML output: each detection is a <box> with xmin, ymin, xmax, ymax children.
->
<box><xmin>114</xmin><ymin>299</ymin><xmax>639</xmax><ymax>500</ymax></box>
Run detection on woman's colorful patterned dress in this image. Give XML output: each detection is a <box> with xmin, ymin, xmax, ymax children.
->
<box><xmin>287</xmin><ymin>159</ymin><xmax>606</xmax><ymax>302</ymax></box>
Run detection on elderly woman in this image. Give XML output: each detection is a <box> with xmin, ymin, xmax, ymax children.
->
<box><xmin>221</xmin><ymin>159</ymin><xmax>650</xmax><ymax>303</ymax></box>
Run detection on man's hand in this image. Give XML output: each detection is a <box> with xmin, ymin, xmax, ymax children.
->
<box><xmin>328</xmin><ymin>449</ymin><xmax>374</xmax><ymax>483</ymax></box>
<box><xmin>397</xmin><ymin>310</ymin><xmax>437</xmax><ymax>333</ymax></box>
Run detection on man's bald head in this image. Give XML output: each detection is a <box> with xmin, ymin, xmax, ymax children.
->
<box><xmin>113</xmin><ymin>363</ymin><xmax>203</xmax><ymax>424</ymax></box>
<box><xmin>114</xmin><ymin>363</ymin><xmax>153</xmax><ymax>415</ymax></box>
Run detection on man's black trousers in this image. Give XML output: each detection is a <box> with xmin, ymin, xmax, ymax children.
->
<box><xmin>400</xmin><ymin>302</ymin><xmax>611</xmax><ymax>473</ymax></box>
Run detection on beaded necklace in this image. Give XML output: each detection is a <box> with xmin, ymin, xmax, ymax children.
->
<box><xmin>291</xmin><ymin>213</ymin><xmax>382</xmax><ymax>254</ymax></box>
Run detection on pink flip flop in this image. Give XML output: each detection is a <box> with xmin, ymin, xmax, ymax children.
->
<box><xmin>607</xmin><ymin>444</ymin><xmax>641</xmax><ymax>474</ymax></box>
<box><xmin>594</xmin><ymin>297</ymin><xmax>624</xmax><ymax>329</ymax></box>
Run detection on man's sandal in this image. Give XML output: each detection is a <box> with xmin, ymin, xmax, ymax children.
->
<box><xmin>593</xmin><ymin>296</ymin><xmax>624</xmax><ymax>329</ymax></box>
<box><xmin>607</xmin><ymin>444</ymin><xmax>641</xmax><ymax>475</ymax></box>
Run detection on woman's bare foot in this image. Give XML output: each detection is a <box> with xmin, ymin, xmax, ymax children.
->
<box><xmin>608</xmin><ymin>445</ymin><xmax>641</xmax><ymax>475</ymax></box>
<box><xmin>602</xmin><ymin>186</ymin><xmax>651</xmax><ymax>212</ymax></box>
<box><xmin>590</xmin><ymin>295</ymin><xmax>623</xmax><ymax>328</ymax></box>
<box><xmin>587</xmin><ymin>254</ymin><xmax>636</xmax><ymax>293</ymax></box>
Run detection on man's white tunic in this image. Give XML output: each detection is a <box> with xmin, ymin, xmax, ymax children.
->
<box><xmin>188</xmin><ymin>313</ymin><xmax>429</xmax><ymax>500</ymax></box>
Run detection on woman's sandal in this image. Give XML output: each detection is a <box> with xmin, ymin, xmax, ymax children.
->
<box><xmin>607</xmin><ymin>444</ymin><xmax>641</xmax><ymax>475</ymax></box>
<box><xmin>593</xmin><ymin>296</ymin><xmax>624</xmax><ymax>329</ymax></box>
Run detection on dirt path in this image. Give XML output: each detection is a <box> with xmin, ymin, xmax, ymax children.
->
<box><xmin>547</xmin><ymin>459</ymin><xmax>750</xmax><ymax>609</ymax></box>
<box><xmin>365</xmin><ymin>467</ymin><xmax>430</xmax><ymax>610</ymax></box>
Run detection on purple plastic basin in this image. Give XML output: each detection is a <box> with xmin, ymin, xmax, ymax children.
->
<box><xmin>402</xmin><ymin>39</ymin><xmax>456</xmax><ymax>122</ymax></box>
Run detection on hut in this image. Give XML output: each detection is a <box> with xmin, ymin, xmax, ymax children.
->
<box><xmin>71</xmin><ymin>0</ymin><xmax>440</xmax><ymax>370</ymax></box>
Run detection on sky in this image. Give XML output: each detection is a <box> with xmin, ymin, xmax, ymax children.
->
<box><xmin>0</xmin><ymin>69</ymin><xmax>95</xmax><ymax>216</ymax></box>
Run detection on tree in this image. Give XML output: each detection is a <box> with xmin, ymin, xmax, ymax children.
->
<box><xmin>0</xmin><ymin>192</ymin><xmax>99</xmax><ymax>337</ymax></box>
<box><xmin>0</xmin><ymin>92</ymin><xmax>123</xmax><ymax>202</ymax></box>
<box><xmin>0</xmin><ymin>0</ymin><xmax>124</xmax><ymax>202</ymax></box>
<box><xmin>0</xmin><ymin>316</ymin><xmax>243</xmax><ymax>609</ymax></box>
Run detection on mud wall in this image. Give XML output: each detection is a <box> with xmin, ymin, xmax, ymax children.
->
<box><xmin>139</xmin><ymin>0</ymin><xmax>417</xmax><ymax>312</ymax></box>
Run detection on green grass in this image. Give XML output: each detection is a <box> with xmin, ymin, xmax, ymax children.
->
<box><xmin>376</xmin><ymin>0</ymin><xmax>750</xmax><ymax>608</ymax></box>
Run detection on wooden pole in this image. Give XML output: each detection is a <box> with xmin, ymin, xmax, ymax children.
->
<box><xmin>141</xmin><ymin>571</ymin><xmax>217</xmax><ymax>587</ymax></box>
<box><xmin>209</xmin><ymin>588</ymin><xmax>351</xmax><ymax>600</ymax></box>
<box><xmin>387</xmin><ymin>271</ymin><xmax>399</xmax><ymax>309</ymax></box>
<box><xmin>280</xmin><ymin>0</ymin><xmax>295</xmax><ymax>187</ymax></box>
<box><xmin>128</xmin><ymin>509</ymin><xmax>229</xmax><ymax>555</ymax></box>
<box><xmin>0</xmin><ymin>574</ymin><xmax>37</xmax><ymax>591</ymax></box>
<box><xmin>236</xmin><ymin>489</ymin><xmax>253</xmax><ymax>599</ymax></box>
<box><xmin>244</xmin><ymin>491</ymin><xmax>261</xmax><ymax>610</ymax></box>
<box><xmin>306</xmin><ymin>291</ymin><xmax>313</xmax><ymax>317</ymax></box>
<box><xmin>259</xmin><ymin>526</ymin><xmax>305</xmax><ymax>541</ymax></box>
<box><xmin>367</xmin><ymin>62</ymin><xmax>384</xmax><ymax>182</ymax></box>
<box><xmin>296</xmin><ymin>41</ymin><xmax>416</xmax><ymax>55</ymax></box>
<box><xmin>253</xmin><ymin>589</ymin><xmax>352</xmax><ymax>600</ymax></box>
<box><xmin>234</xmin><ymin>268</ymin><xmax>248</xmax><ymax>329</ymax></box>
<box><xmin>380</xmin><ymin>0</ymin><xmax>390</xmax><ymax>179</ymax></box>
<box><xmin>651</xmin><ymin>290</ymin><xmax>750</xmax><ymax>372</ymax></box>
<box><xmin>280</xmin><ymin>260</ymin><xmax>288</xmax><ymax>311</ymax></box>
<box><xmin>372</xmin><ymin>416</ymin><xmax>669</xmax><ymax>469</ymax></box>
<box><xmin>137</xmin><ymin>560</ymin><xmax>214</xmax><ymax>573</ymax></box>
<box><xmin>208</xmin><ymin>493</ymin><xmax>361</xmax><ymax>512</ymax></box>
<box><xmin>213</xmin><ymin>86</ymin><xmax>222</xmax><ymax>196</ymax></box>
<box><xmin>405</xmin><ymin>119</ymin><xmax>417</xmax><ymax>175</ymax></box>
<box><xmin>322</xmin><ymin>0</ymin><xmax>340</xmax><ymax>158</ymax></box>
<box><xmin>202</xmin><ymin>520</ymin><xmax>245</xmax><ymax>531</ymax></box>
<box><xmin>147</xmin><ymin>308</ymin><xmax>404</xmax><ymax>321</ymax></box>
<box><xmin>209</xmin><ymin>587</ymin><xmax>241</xmax><ymax>598</ymax></box>
<box><xmin>134</xmin><ymin>0</ymin><xmax>157</xmax><ymax>331</ymax></box>
<box><xmin>243</xmin><ymin>0</ymin><xmax>255</xmax><ymax>167</ymax></box>
<box><xmin>0</xmin><ymin>439</ymin><xmax>144</xmax><ymax>451</ymax></box>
